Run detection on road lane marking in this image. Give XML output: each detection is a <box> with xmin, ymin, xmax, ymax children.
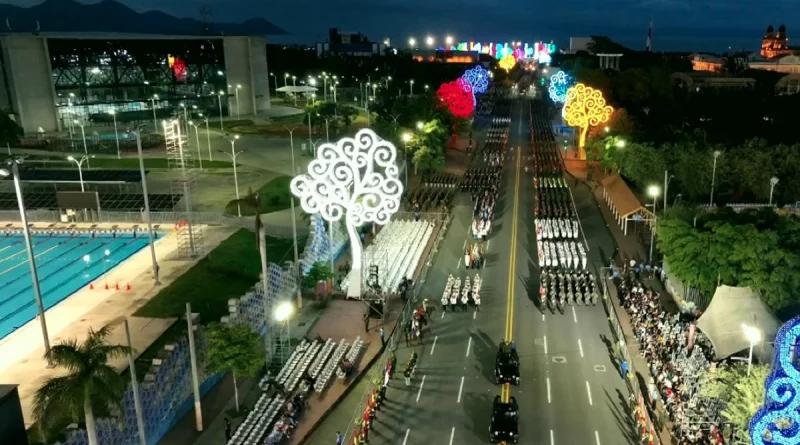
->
<box><xmin>457</xmin><ymin>257</ymin><xmax>462</xmax><ymax>268</ymax></box>
<box><xmin>449</xmin><ymin>427</ymin><xmax>455</xmax><ymax>445</ymax></box>
<box><xmin>547</xmin><ymin>377</ymin><xmax>551</xmax><ymax>403</ymax></box>
<box><xmin>466</xmin><ymin>337</ymin><xmax>472</xmax><ymax>357</ymax></box>
<box><xmin>473</xmin><ymin>310</ymin><xmax>477</xmax><ymax>319</ymax></box>
<box><xmin>487</xmin><ymin>240</ymin><xmax>491</xmax><ymax>250</ymax></box>
<box><xmin>586</xmin><ymin>381</ymin><xmax>593</xmax><ymax>406</ymax></box>
<box><xmin>403</xmin><ymin>429</ymin><xmax>410</xmax><ymax>445</ymax></box>
<box><xmin>550</xmin><ymin>429</ymin><xmax>555</xmax><ymax>445</ymax></box>
<box><xmin>578</xmin><ymin>339</ymin><xmax>584</xmax><ymax>358</ymax></box>
<box><xmin>416</xmin><ymin>375</ymin><xmax>426</xmax><ymax>402</ymax></box>
<box><xmin>542</xmin><ymin>313</ymin><xmax>545</xmax><ymax>321</ymax></box>
<box><xmin>457</xmin><ymin>376</ymin><xmax>464</xmax><ymax>403</ymax></box>
<box><xmin>544</xmin><ymin>335</ymin><xmax>548</xmax><ymax>355</ymax></box>
<box><xmin>595</xmin><ymin>431</ymin><xmax>601</xmax><ymax>445</ymax></box>
<box><xmin>462</xmin><ymin>239</ymin><xmax>467</xmax><ymax>249</ymax></box>
<box><xmin>430</xmin><ymin>336</ymin><xmax>438</xmax><ymax>355</ymax></box>
<box><xmin>441</xmin><ymin>310</ymin><xmax>445</xmax><ymax>319</ymax></box>
<box><xmin>504</xmin><ymin>149</ymin><xmax>521</xmax><ymax>345</ymax></box>
<box><xmin>572</xmin><ymin>305</ymin><xmax>578</xmax><ymax>323</ymax></box>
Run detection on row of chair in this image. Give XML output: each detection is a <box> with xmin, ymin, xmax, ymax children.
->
<box><xmin>336</xmin><ymin>337</ymin><xmax>364</xmax><ymax>379</ymax></box>
<box><xmin>317</xmin><ymin>339</ymin><xmax>350</xmax><ymax>393</ymax></box>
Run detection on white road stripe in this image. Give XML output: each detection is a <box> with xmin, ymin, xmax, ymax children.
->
<box><xmin>457</xmin><ymin>257</ymin><xmax>462</xmax><ymax>268</ymax></box>
<box><xmin>473</xmin><ymin>310</ymin><xmax>477</xmax><ymax>319</ymax></box>
<box><xmin>487</xmin><ymin>240</ymin><xmax>491</xmax><ymax>250</ymax></box>
<box><xmin>542</xmin><ymin>313</ymin><xmax>545</xmax><ymax>321</ymax></box>
<box><xmin>572</xmin><ymin>305</ymin><xmax>578</xmax><ymax>323</ymax></box>
<box><xmin>441</xmin><ymin>310</ymin><xmax>445</xmax><ymax>319</ymax></box>
<box><xmin>544</xmin><ymin>336</ymin><xmax>548</xmax><ymax>355</ymax></box>
<box><xmin>550</xmin><ymin>429</ymin><xmax>555</xmax><ymax>445</ymax></box>
<box><xmin>586</xmin><ymin>381</ymin><xmax>593</xmax><ymax>406</ymax></box>
<box><xmin>449</xmin><ymin>427</ymin><xmax>455</xmax><ymax>445</ymax></box>
<box><xmin>403</xmin><ymin>429</ymin><xmax>411</xmax><ymax>445</ymax></box>
<box><xmin>462</xmin><ymin>239</ymin><xmax>467</xmax><ymax>249</ymax></box>
<box><xmin>416</xmin><ymin>375</ymin><xmax>426</xmax><ymax>403</ymax></box>
<box><xmin>466</xmin><ymin>337</ymin><xmax>472</xmax><ymax>357</ymax></box>
<box><xmin>457</xmin><ymin>376</ymin><xmax>465</xmax><ymax>403</ymax></box>
<box><xmin>595</xmin><ymin>431</ymin><xmax>601</xmax><ymax>445</ymax></box>
<box><xmin>578</xmin><ymin>339</ymin><xmax>584</xmax><ymax>358</ymax></box>
<box><xmin>430</xmin><ymin>336</ymin><xmax>438</xmax><ymax>355</ymax></box>
<box><xmin>546</xmin><ymin>377</ymin><xmax>551</xmax><ymax>403</ymax></box>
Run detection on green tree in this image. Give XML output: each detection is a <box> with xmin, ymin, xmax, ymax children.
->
<box><xmin>206</xmin><ymin>322</ymin><xmax>264</xmax><ymax>412</ymax></box>
<box><xmin>0</xmin><ymin>113</ymin><xmax>22</xmax><ymax>146</ymax></box>
<box><xmin>700</xmin><ymin>363</ymin><xmax>770</xmax><ymax>443</ymax></box>
<box><xmin>33</xmin><ymin>325</ymin><xmax>132</xmax><ymax>445</ymax></box>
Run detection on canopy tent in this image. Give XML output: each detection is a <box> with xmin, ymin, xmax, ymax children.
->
<box><xmin>600</xmin><ymin>174</ymin><xmax>654</xmax><ymax>235</ymax></box>
<box><xmin>696</xmin><ymin>285</ymin><xmax>780</xmax><ymax>364</ymax></box>
<box><xmin>276</xmin><ymin>85</ymin><xmax>318</xmax><ymax>93</ymax></box>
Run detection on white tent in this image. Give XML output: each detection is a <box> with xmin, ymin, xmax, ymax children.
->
<box><xmin>276</xmin><ymin>85</ymin><xmax>318</xmax><ymax>93</ymax></box>
<box><xmin>696</xmin><ymin>285</ymin><xmax>780</xmax><ymax>364</ymax></box>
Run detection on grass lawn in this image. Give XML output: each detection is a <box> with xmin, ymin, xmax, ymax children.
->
<box><xmin>90</xmin><ymin>157</ymin><xmax>234</xmax><ymax>169</ymax></box>
<box><xmin>225</xmin><ymin>175</ymin><xmax>293</xmax><ymax>216</ymax></box>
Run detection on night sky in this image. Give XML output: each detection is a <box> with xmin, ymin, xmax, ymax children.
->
<box><xmin>10</xmin><ymin>0</ymin><xmax>800</xmax><ymax>52</ymax></box>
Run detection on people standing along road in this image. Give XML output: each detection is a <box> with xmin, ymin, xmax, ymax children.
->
<box><xmin>379</xmin><ymin>327</ymin><xmax>385</xmax><ymax>349</ymax></box>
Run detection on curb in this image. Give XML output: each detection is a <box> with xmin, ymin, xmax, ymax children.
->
<box><xmin>293</xmin><ymin>346</ymin><xmax>384</xmax><ymax>443</ymax></box>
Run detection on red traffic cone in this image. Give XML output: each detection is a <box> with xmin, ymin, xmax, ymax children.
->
<box><xmin>115</xmin><ymin>283</ymin><xmax>120</xmax><ymax>291</ymax></box>
<box><xmin>105</xmin><ymin>283</ymin><xmax>109</xmax><ymax>290</ymax></box>
<box><xmin>126</xmin><ymin>284</ymin><xmax>131</xmax><ymax>291</ymax></box>
<box><xmin>89</xmin><ymin>283</ymin><xmax>94</xmax><ymax>290</ymax></box>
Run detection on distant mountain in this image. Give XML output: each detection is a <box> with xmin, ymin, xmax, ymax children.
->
<box><xmin>0</xmin><ymin>0</ymin><xmax>287</xmax><ymax>36</ymax></box>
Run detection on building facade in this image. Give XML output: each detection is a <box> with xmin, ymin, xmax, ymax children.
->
<box><xmin>0</xmin><ymin>33</ymin><xmax>271</xmax><ymax>133</ymax></box>
<box><xmin>761</xmin><ymin>25</ymin><xmax>800</xmax><ymax>59</ymax></box>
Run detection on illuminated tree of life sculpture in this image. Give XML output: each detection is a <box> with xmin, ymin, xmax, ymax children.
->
<box><xmin>750</xmin><ymin>316</ymin><xmax>800</xmax><ymax>445</ymax></box>
<box><xmin>499</xmin><ymin>54</ymin><xmax>516</xmax><ymax>72</ymax></box>
<box><xmin>548</xmin><ymin>71</ymin><xmax>574</xmax><ymax>104</ymax></box>
<box><xmin>290</xmin><ymin>128</ymin><xmax>403</xmax><ymax>299</ymax></box>
<box><xmin>437</xmin><ymin>81</ymin><xmax>475</xmax><ymax>118</ymax></box>
<box><xmin>564</xmin><ymin>83</ymin><xmax>613</xmax><ymax>160</ymax></box>
<box><xmin>462</xmin><ymin>66</ymin><xmax>490</xmax><ymax>95</ymax></box>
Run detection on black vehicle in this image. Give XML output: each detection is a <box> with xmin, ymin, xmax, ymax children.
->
<box><xmin>489</xmin><ymin>395</ymin><xmax>519</xmax><ymax>443</ymax></box>
<box><xmin>495</xmin><ymin>343</ymin><xmax>520</xmax><ymax>385</ymax></box>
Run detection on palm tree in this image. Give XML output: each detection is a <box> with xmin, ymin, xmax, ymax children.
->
<box><xmin>33</xmin><ymin>325</ymin><xmax>132</xmax><ymax>445</ymax></box>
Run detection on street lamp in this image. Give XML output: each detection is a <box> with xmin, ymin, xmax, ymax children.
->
<box><xmin>409</xmin><ymin>79</ymin><xmax>414</xmax><ymax>97</ymax></box>
<box><xmin>67</xmin><ymin>155</ymin><xmax>93</xmax><ymax>192</ymax></box>
<box><xmin>107</xmin><ymin>109</ymin><xmax>121</xmax><ymax>159</ymax></box>
<box><xmin>425</xmin><ymin>36</ymin><xmax>434</xmax><ymax>47</ymax></box>
<box><xmin>199</xmin><ymin>113</ymin><xmax>212</xmax><ymax>161</ymax></box>
<box><xmin>664</xmin><ymin>172</ymin><xmax>674</xmax><ymax>212</ymax></box>
<box><xmin>616</xmin><ymin>139</ymin><xmax>626</xmax><ymax>148</ymax></box>
<box><xmin>769</xmin><ymin>177</ymin><xmax>779</xmax><ymax>206</ymax></box>
<box><xmin>416</xmin><ymin>121</ymin><xmax>424</xmax><ymax>130</ymax></box>
<box><xmin>274</xmin><ymin>300</ymin><xmax>294</xmax><ymax>345</ymax></box>
<box><xmin>291</xmin><ymin>75</ymin><xmax>297</xmax><ymax>106</ymax></box>
<box><xmin>647</xmin><ymin>185</ymin><xmax>660</xmax><ymax>265</ymax></box>
<box><xmin>74</xmin><ymin>119</ymin><xmax>89</xmax><ymax>159</ymax></box>
<box><xmin>0</xmin><ymin>158</ymin><xmax>52</xmax><ymax>363</ymax></box>
<box><xmin>283</xmin><ymin>72</ymin><xmax>289</xmax><ymax>88</ymax></box>
<box><xmin>283</xmin><ymin>125</ymin><xmax>303</xmax><ymax>308</ymax></box>
<box><xmin>188</xmin><ymin>121</ymin><xmax>204</xmax><ymax>170</ymax></box>
<box><xmin>129</xmin><ymin>128</ymin><xmax>160</xmax><ymax>285</ymax></box>
<box><xmin>317</xmin><ymin>113</ymin><xmax>330</xmax><ymax>142</ymax></box>
<box><xmin>221</xmin><ymin>134</ymin><xmax>243</xmax><ymax>216</ymax></box>
<box><xmin>445</xmin><ymin>36</ymin><xmax>454</xmax><ymax>46</ymax></box>
<box><xmin>408</xmin><ymin>37</ymin><xmax>417</xmax><ymax>48</ymax></box>
<box><xmin>270</xmin><ymin>72</ymin><xmax>278</xmax><ymax>92</ymax></box>
<box><xmin>149</xmin><ymin>95</ymin><xmax>159</xmax><ymax>133</ymax></box>
<box><xmin>401</xmin><ymin>132</ymin><xmax>411</xmax><ymax>186</ymax></box>
<box><xmin>742</xmin><ymin>323</ymin><xmax>762</xmax><ymax>376</ymax></box>
<box><xmin>217</xmin><ymin>91</ymin><xmax>226</xmax><ymax>130</ymax></box>
<box><xmin>710</xmin><ymin>150</ymin><xmax>721</xmax><ymax>207</ymax></box>
<box><xmin>229</xmin><ymin>84</ymin><xmax>242</xmax><ymax>119</ymax></box>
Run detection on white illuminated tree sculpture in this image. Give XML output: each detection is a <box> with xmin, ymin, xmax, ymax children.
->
<box><xmin>290</xmin><ymin>128</ymin><xmax>403</xmax><ymax>298</ymax></box>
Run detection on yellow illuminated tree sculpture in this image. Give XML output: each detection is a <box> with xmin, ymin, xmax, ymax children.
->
<box><xmin>564</xmin><ymin>83</ymin><xmax>613</xmax><ymax>160</ymax></box>
<box><xmin>499</xmin><ymin>54</ymin><xmax>516</xmax><ymax>72</ymax></box>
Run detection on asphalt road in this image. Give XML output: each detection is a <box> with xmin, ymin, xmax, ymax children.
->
<box><xmin>307</xmin><ymin>100</ymin><xmax>638</xmax><ymax>445</ymax></box>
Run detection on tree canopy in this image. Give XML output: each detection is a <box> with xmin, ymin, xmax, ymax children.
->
<box><xmin>700</xmin><ymin>363</ymin><xmax>770</xmax><ymax>444</ymax></box>
<box><xmin>205</xmin><ymin>322</ymin><xmax>263</xmax><ymax>411</ymax></box>
<box><xmin>657</xmin><ymin>207</ymin><xmax>800</xmax><ymax>314</ymax></box>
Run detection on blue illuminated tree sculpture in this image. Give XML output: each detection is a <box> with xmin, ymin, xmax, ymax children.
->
<box><xmin>461</xmin><ymin>65</ymin><xmax>490</xmax><ymax>95</ymax></box>
<box><xmin>548</xmin><ymin>71</ymin><xmax>574</xmax><ymax>104</ymax></box>
<box><xmin>750</xmin><ymin>316</ymin><xmax>800</xmax><ymax>445</ymax></box>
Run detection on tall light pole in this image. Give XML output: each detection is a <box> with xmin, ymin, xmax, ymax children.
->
<box><xmin>769</xmin><ymin>177</ymin><xmax>779</xmax><ymax>206</ymax></box>
<box><xmin>283</xmin><ymin>125</ymin><xmax>303</xmax><ymax>308</ymax></box>
<box><xmin>270</xmin><ymin>73</ymin><xmax>278</xmax><ymax>93</ymax></box>
<box><xmin>663</xmin><ymin>171</ymin><xmax>673</xmax><ymax>212</ymax></box>
<box><xmin>179</xmin><ymin>102</ymin><xmax>190</xmax><ymax>138</ymax></box>
<box><xmin>67</xmin><ymin>155</ymin><xmax>92</xmax><ymax>192</ymax></box>
<box><xmin>188</xmin><ymin>121</ymin><xmax>203</xmax><ymax>170</ymax></box>
<box><xmin>307</xmin><ymin>112</ymin><xmax>314</xmax><ymax>153</ymax></box>
<box><xmin>742</xmin><ymin>323</ymin><xmax>761</xmax><ymax>376</ymax></box>
<box><xmin>231</xmin><ymin>84</ymin><xmax>242</xmax><ymax>119</ymax></box>
<box><xmin>221</xmin><ymin>134</ymin><xmax>243</xmax><ymax>216</ymax></box>
<box><xmin>283</xmin><ymin>73</ymin><xmax>289</xmax><ymax>88</ymax></box>
<box><xmin>385</xmin><ymin>76</ymin><xmax>391</xmax><ymax>88</ymax></box>
<box><xmin>710</xmin><ymin>150</ymin><xmax>721</xmax><ymax>206</ymax></box>
<box><xmin>647</xmin><ymin>185</ymin><xmax>660</xmax><ymax>265</ymax></box>
<box><xmin>409</xmin><ymin>79</ymin><xmax>414</xmax><ymax>97</ymax></box>
<box><xmin>131</xmin><ymin>129</ymin><xmax>160</xmax><ymax>285</ymax></box>
<box><xmin>371</xmin><ymin>83</ymin><xmax>377</xmax><ymax>101</ymax></box>
<box><xmin>217</xmin><ymin>91</ymin><xmax>225</xmax><ymax>130</ymax></box>
<box><xmin>149</xmin><ymin>95</ymin><xmax>159</xmax><ymax>133</ymax></box>
<box><xmin>409</xmin><ymin>37</ymin><xmax>417</xmax><ymax>48</ymax></box>
<box><xmin>108</xmin><ymin>109</ymin><xmax>121</xmax><ymax>159</ymax></box>
<box><xmin>317</xmin><ymin>114</ymin><xmax>330</xmax><ymax>142</ymax></box>
<box><xmin>321</xmin><ymin>72</ymin><xmax>328</xmax><ymax>101</ymax></box>
<box><xmin>333</xmin><ymin>81</ymin><xmax>338</xmax><ymax>103</ymax></box>
<box><xmin>292</xmin><ymin>75</ymin><xmax>297</xmax><ymax>106</ymax></box>
<box><xmin>74</xmin><ymin>120</ymin><xmax>89</xmax><ymax>159</ymax></box>
<box><xmin>199</xmin><ymin>113</ymin><xmax>212</xmax><ymax>161</ymax></box>
<box><xmin>425</xmin><ymin>36</ymin><xmax>434</xmax><ymax>47</ymax></box>
<box><xmin>0</xmin><ymin>158</ymin><xmax>52</xmax><ymax>363</ymax></box>
<box><xmin>401</xmin><ymin>132</ymin><xmax>411</xmax><ymax>187</ymax></box>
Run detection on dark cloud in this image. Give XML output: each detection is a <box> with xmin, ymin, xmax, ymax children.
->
<box><xmin>7</xmin><ymin>0</ymin><xmax>800</xmax><ymax>51</ymax></box>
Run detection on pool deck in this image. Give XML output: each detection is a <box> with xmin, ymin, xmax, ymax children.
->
<box><xmin>0</xmin><ymin>221</ymin><xmax>237</xmax><ymax>426</ymax></box>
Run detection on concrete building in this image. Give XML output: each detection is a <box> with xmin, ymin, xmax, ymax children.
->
<box><xmin>749</xmin><ymin>54</ymin><xmax>800</xmax><ymax>74</ymax></box>
<box><xmin>672</xmin><ymin>72</ymin><xmax>756</xmax><ymax>92</ymax></box>
<box><xmin>0</xmin><ymin>33</ymin><xmax>271</xmax><ymax>133</ymax></box>
<box><xmin>316</xmin><ymin>28</ymin><xmax>385</xmax><ymax>57</ymax></box>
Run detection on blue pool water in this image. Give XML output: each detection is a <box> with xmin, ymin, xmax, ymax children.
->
<box><xmin>96</xmin><ymin>132</ymin><xmax>135</xmax><ymax>141</ymax></box>
<box><xmin>0</xmin><ymin>232</ymin><xmax>155</xmax><ymax>341</ymax></box>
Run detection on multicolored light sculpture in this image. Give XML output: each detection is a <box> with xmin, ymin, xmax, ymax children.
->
<box><xmin>564</xmin><ymin>83</ymin><xmax>613</xmax><ymax>160</ymax></box>
<box><xmin>548</xmin><ymin>71</ymin><xmax>574</xmax><ymax>104</ymax></box>
<box><xmin>448</xmin><ymin>41</ymin><xmax>556</xmax><ymax>62</ymax></box>
<box><xmin>462</xmin><ymin>65</ymin><xmax>490</xmax><ymax>95</ymax></box>
<box><xmin>750</xmin><ymin>316</ymin><xmax>800</xmax><ymax>445</ymax></box>
<box><xmin>437</xmin><ymin>80</ymin><xmax>474</xmax><ymax>118</ymax></box>
<box><xmin>499</xmin><ymin>54</ymin><xmax>517</xmax><ymax>72</ymax></box>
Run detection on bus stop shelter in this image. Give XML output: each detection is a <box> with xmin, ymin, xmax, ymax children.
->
<box><xmin>601</xmin><ymin>174</ymin><xmax>654</xmax><ymax>235</ymax></box>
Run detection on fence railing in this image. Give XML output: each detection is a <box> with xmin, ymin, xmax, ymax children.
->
<box><xmin>601</xmin><ymin>272</ymin><xmax>662</xmax><ymax>445</ymax></box>
<box><xmin>340</xmin><ymin>211</ymin><xmax>453</xmax><ymax>444</ymax></box>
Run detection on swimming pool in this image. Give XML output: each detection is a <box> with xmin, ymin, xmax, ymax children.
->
<box><xmin>0</xmin><ymin>232</ymin><xmax>155</xmax><ymax>341</ymax></box>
